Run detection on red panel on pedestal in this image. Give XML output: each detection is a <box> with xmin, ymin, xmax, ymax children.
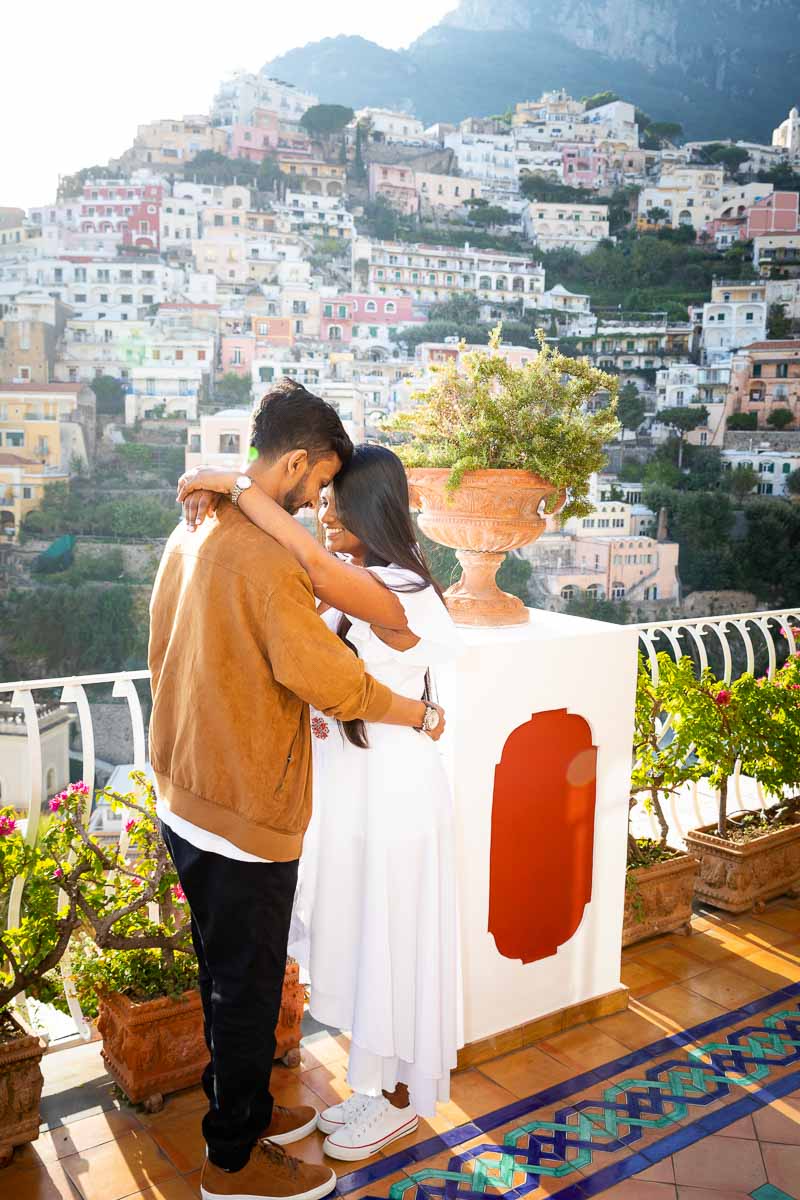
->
<box><xmin>489</xmin><ymin>708</ymin><xmax>597</xmax><ymax>964</ymax></box>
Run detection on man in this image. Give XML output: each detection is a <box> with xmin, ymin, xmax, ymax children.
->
<box><xmin>150</xmin><ymin>381</ymin><xmax>441</xmax><ymax>1200</ymax></box>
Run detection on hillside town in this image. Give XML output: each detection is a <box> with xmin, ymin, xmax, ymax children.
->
<box><xmin>2</xmin><ymin>72</ymin><xmax>800</xmax><ymax>690</ymax></box>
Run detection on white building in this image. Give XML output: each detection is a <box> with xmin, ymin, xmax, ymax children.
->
<box><xmin>721</xmin><ymin>446</ymin><xmax>800</xmax><ymax>497</ymax></box>
<box><xmin>522</xmin><ymin>201</ymin><xmax>610</xmax><ymax>254</ymax></box>
<box><xmin>701</xmin><ymin>281</ymin><xmax>768</xmax><ymax>364</ymax></box>
<box><xmin>172</xmin><ymin>182</ymin><xmax>252</xmax><ymax>211</ymax></box>
<box><xmin>353</xmin><ymin>109</ymin><xmax>426</xmax><ymax>144</ymax></box>
<box><xmin>0</xmin><ymin>701</ymin><xmax>71</xmax><ymax>812</ymax></box>
<box><xmin>352</xmin><ymin>236</ymin><xmax>546</xmax><ymax>309</ymax></box>
<box><xmin>211</xmin><ymin>72</ymin><xmax>317</xmax><ymax>127</ymax></box>
<box><xmin>22</xmin><ymin>258</ymin><xmax>184</xmax><ymax>321</ymax></box>
<box><xmin>185</xmin><ymin>407</ymin><xmax>252</xmax><ymax>471</ymax></box>
<box><xmin>638</xmin><ymin>165</ymin><xmax>726</xmax><ymax>230</ymax></box>
<box><xmin>443</xmin><ymin>131</ymin><xmax>520</xmax><ymax>203</ymax></box>
<box><xmin>773</xmin><ymin>107</ymin><xmax>800</xmax><ymax>158</ymax></box>
<box><xmin>160</xmin><ymin>196</ymin><xmax>200</xmax><ymax>251</ymax></box>
<box><xmin>278</xmin><ymin>192</ymin><xmax>355</xmax><ymax>240</ymax></box>
<box><xmin>539</xmin><ymin>284</ymin><xmax>596</xmax><ymax>335</ymax></box>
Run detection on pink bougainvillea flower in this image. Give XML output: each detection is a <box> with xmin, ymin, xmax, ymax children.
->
<box><xmin>0</xmin><ymin>815</ymin><xmax>17</xmax><ymax>836</ymax></box>
<box><xmin>714</xmin><ymin>690</ymin><xmax>732</xmax><ymax>707</ymax></box>
<box><xmin>53</xmin><ymin>867</ymin><xmax>63</xmax><ymax>879</ymax></box>
<box><xmin>311</xmin><ymin>716</ymin><xmax>330</xmax><ymax>740</ymax></box>
<box><xmin>172</xmin><ymin>883</ymin><xmax>187</xmax><ymax>903</ymax></box>
<box><xmin>131</xmin><ymin>876</ymin><xmax>142</xmax><ymax>888</ymax></box>
<box><xmin>49</xmin><ymin>796</ymin><xmax>62</xmax><ymax>813</ymax></box>
<box><xmin>124</xmin><ymin>819</ymin><xmax>136</xmax><ymax>834</ymax></box>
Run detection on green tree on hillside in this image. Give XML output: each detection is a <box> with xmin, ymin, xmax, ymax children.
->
<box><xmin>657</xmin><ymin>405</ymin><xmax>709</xmax><ymax>467</ymax></box>
<box><xmin>726</xmin><ymin>465</ymin><xmax>758</xmax><ymax>504</ymax></box>
<box><xmin>581</xmin><ymin>91</ymin><xmax>620</xmax><ymax>112</ymax></box>
<box><xmin>767</xmin><ymin>408</ymin><xmax>795</xmax><ymax>430</ymax></box>
<box><xmin>91</xmin><ymin>375</ymin><xmax>125</xmax><ymax>417</ymax></box>
<box><xmin>300</xmin><ymin>104</ymin><xmax>354</xmax><ymax>137</ymax></box>
<box><xmin>617</xmin><ymin>382</ymin><xmax>646</xmax><ymax>438</ymax></box>
<box><xmin>768</xmin><ymin>303</ymin><xmax>792</xmax><ymax>339</ymax></box>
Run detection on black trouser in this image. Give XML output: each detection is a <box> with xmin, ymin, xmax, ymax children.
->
<box><xmin>161</xmin><ymin>821</ymin><xmax>299</xmax><ymax>1171</ymax></box>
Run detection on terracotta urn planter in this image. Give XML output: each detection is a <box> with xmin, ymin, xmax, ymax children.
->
<box><xmin>0</xmin><ymin>1013</ymin><xmax>45</xmax><ymax>1167</ymax></box>
<box><xmin>686</xmin><ymin>820</ymin><xmax>800</xmax><ymax>913</ymax></box>
<box><xmin>407</xmin><ymin>468</ymin><xmax>567</xmax><ymax>627</ymax></box>
<box><xmin>97</xmin><ymin>958</ymin><xmax>306</xmax><ymax>1110</ymax></box>
<box><xmin>623</xmin><ymin>853</ymin><xmax>698</xmax><ymax>947</ymax></box>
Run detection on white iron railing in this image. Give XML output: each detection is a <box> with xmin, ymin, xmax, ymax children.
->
<box><xmin>1</xmin><ymin>608</ymin><xmax>799</xmax><ymax>1042</ymax></box>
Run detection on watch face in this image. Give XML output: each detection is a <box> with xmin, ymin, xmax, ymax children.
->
<box><xmin>236</xmin><ymin>475</ymin><xmax>252</xmax><ymax>490</ymax></box>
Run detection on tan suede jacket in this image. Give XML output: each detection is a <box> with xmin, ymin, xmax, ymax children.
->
<box><xmin>148</xmin><ymin>502</ymin><xmax>393</xmax><ymax>860</ymax></box>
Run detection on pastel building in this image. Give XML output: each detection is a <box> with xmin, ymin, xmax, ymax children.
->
<box><xmin>368</xmin><ymin>164</ymin><xmax>418</xmax><ymax>216</ymax></box>
<box><xmin>352</xmin><ymin>237</ymin><xmax>546</xmax><ymax>309</ymax></box>
<box><xmin>728</xmin><ymin>340</ymin><xmax>800</xmax><ymax>427</ymax></box>
<box><xmin>129</xmin><ymin>116</ymin><xmax>228</xmax><ymax>167</ymax></box>
<box><xmin>185</xmin><ymin>408</ymin><xmax>252</xmax><ymax>472</ymax></box>
<box><xmin>747</xmin><ymin>191</ymin><xmax>800</xmax><ymax>238</ymax></box>
<box><xmin>276</xmin><ymin>157</ymin><xmax>345</xmax><ymax>196</ymax></box>
<box><xmin>773</xmin><ymin>107</ymin><xmax>800</xmax><ymax>157</ymax></box>
<box><xmin>230</xmin><ymin>110</ymin><xmax>281</xmax><ymax>163</ymax></box>
<box><xmin>720</xmin><ymin>445</ymin><xmax>800</xmax><ymax>497</ymax></box>
<box><xmin>160</xmin><ymin>196</ymin><xmax>199</xmax><ymax>250</ymax></box>
<box><xmin>754</xmin><ymin>232</ymin><xmax>800</xmax><ymax>278</ymax></box>
<box><xmin>638</xmin><ymin>165</ymin><xmax>725</xmax><ymax>231</ymax></box>
<box><xmin>416</xmin><ymin>172</ymin><xmax>483</xmax><ymax>212</ymax></box>
<box><xmin>522</xmin><ymin>201</ymin><xmax>610</xmax><ymax>253</ymax></box>
<box><xmin>701</xmin><ymin>281</ymin><xmax>768</xmax><ymax>364</ymax></box>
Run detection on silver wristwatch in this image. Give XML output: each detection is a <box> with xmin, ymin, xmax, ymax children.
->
<box><xmin>420</xmin><ymin>702</ymin><xmax>441</xmax><ymax>734</ymax></box>
<box><xmin>231</xmin><ymin>475</ymin><xmax>253</xmax><ymax>508</ymax></box>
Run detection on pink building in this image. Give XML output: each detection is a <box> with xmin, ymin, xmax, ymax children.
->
<box><xmin>230</xmin><ymin>110</ymin><xmax>280</xmax><ymax>163</ymax></box>
<box><xmin>321</xmin><ymin>298</ymin><xmax>355</xmax><ymax>344</ymax></box>
<box><xmin>344</xmin><ymin>294</ymin><xmax>420</xmax><ymax>327</ymax></box>
<box><xmin>80</xmin><ymin>182</ymin><xmax>163</xmax><ymax>250</ymax></box>
<box><xmin>747</xmin><ymin>192</ymin><xmax>800</xmax><ymax>238</ymax></box>
<box><xmin>368</xmin><ymin>164</ymin><xmax>418</xmax><ymax>216</ymax></box>
<box><xmin>561</xmin><ymin>145</ymin><xmax>610</xmax><ymax>190</ymax></box>
<box><xmin>220</xmin><ymin>335</ymin><xmax>256</xmax><ymax>377</ymax></box>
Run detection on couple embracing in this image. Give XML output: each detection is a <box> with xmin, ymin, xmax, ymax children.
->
<box><xmin>149</xmin><ymin>380</ymin><xmax>463</xmax><ymax>1200</ymax></box>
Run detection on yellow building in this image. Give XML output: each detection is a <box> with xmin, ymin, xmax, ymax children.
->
<box><xmin>276</xmin><ymin>157</ymin><xmax>345</xmax><ymax>196</ymax></box>
<box><xmin>130</xmin><ymin>116</ymin><xmax>228</xmax><ymax>167</ymax></box>
<box><xmin>0</xmin><ymin>382</ymin><xmax>94</xmax><ymax>538</ymax></box>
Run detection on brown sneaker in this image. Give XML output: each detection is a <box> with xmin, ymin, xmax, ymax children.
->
<box><xmin>262</xmin><ymin>1104</ymin><xmax>320</xmax><ymax>1145</ymax></box>
<box><xmin>201</xmin><ymin>1140</ymin><xmax>336</xmax><ymax>1200</ymax></box>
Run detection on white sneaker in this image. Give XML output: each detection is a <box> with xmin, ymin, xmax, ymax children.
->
<box><xmin>322</xmin><ymin>1096</ymin><xmax>419</xmax><ymax>1162</ymax></box>
<box><xmin>316</xmin><ymin>1092</ymin><xmax>373</xmax><ymax>1135</ymax></box>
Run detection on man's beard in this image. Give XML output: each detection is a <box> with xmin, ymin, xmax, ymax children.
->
<box><xmin>282</xmin><ymin>475</ymin><xmax>310</xmax><ymax>515</ymax></box>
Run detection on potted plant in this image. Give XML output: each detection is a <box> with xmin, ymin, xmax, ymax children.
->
<box><xmin>662</xmin><ymin>658</ymin><xmax>800</xmax><ymax>913</ymax></box>
<box><xmin>624</xmin><ymin>655</ymin><xmax>698</xmax><ymax>946</ymax></box>
<box><xmin>45</xmin><ymin>777</ymin><xmax>305</xmax><ymax>1111</ymax></box>
<box><xmin>0</xmin><ymin>806</ymin><xmax>82</xmax><ymax>1165</ymax></box>
<box><xmin>390</xmin><ymin>326</ymin><xmax>619</xmax><ymax>625</ymax></box>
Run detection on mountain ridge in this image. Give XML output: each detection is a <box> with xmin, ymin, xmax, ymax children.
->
<box><xmin>262</xmin><ymin>0</ymin><xmax>800</xmax><ymax>141</ymax></box>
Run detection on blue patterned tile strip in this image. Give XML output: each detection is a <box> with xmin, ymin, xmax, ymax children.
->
<box><xmin>334</xmin><ymin>982</ymin><xmax>800</xmax><ymax>1199</ymax></box>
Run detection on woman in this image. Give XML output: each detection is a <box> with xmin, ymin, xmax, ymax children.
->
<box><xmin>178</xmin><ymin>446</ymin><xmax>463</xmax><ymax>1162</ymax></box>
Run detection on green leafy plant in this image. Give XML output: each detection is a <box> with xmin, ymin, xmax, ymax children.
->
<box><xmin>24</xmin><ymin>776</ymin><xmax>196</xmax><ymax>1016</ymax></box>
<box><xmin>389</xmin><ymin>326</ymin><xmax>619</xmax><ymax>518</ymax></box>
<box><xmin>0</xmin><ymin>810</ymin><xmax>81</xmax><ymax>1016</ymax></box>
<box><xmin>659</xmin><ymin>660</ymin><xmax>800</xmax><ymax>839</ymax></box>
<box><xmin>629</xmin><ymin>654</ymin><xmax>697</xmax><ymax>857</ymax></box>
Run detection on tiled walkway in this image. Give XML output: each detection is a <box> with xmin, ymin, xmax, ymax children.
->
<box><xmin>6</xmin><ymin>903</ymin><xmax>800</xmax><ymax>1200</ymax></box>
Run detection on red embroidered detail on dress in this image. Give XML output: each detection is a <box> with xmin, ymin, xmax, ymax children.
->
<box><xmin>311</xmin><ymin>716</ymin><xmax>330</xmax><ymax>740</ymax></box>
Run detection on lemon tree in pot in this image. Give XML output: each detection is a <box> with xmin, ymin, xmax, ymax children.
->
<box><xmin>390</xmin><ymin>327</ymin><xmax>619</xmax><ymax>626</ymax></box>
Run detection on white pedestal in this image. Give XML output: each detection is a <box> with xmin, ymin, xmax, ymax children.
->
<box><xmin>437</xmin><ymin>609</ymin><xmax>639</xmax><ymax>1047</ymax></box>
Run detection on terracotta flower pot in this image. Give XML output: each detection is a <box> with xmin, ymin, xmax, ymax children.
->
<box><xmin>0</xmin><ymin>1013</ymin><xmax>45</xmax><ymax>1167</ymax></box>
<box><xmin>686</xmin><ymin>820</ymin><xmax>800</xmax><ymax>913</ymax></box>
<box><xmin>623</xmin><ymin>853</ymin><xmax>698</xmax><ymax>947</ymax></box>
<box><xmin>408</xmin><ymin>468</ymin><xmax>567</xmax><ymax>627</ymax></box>
<box><xmin>97</xmin><ymin>958</ymin><xmax>306</xmax><ymax>1110</ymax></box>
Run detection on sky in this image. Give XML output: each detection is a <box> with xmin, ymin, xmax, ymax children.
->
<box><xmin>2</xmin><ymin>0</ymin><xmax>455</xmax><ymax>210</ymax></box>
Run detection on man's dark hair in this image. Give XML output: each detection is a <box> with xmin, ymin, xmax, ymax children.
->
<box><xmin>250</xmin><ymin>378</ymin><xmax>352</xmax><ymax>466</ymax></box>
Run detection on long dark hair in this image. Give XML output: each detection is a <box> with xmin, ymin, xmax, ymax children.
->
<box><xmin>331</xmin><ymin>445</ymin><xmax>443</xmax><ymax>749</ymax></box>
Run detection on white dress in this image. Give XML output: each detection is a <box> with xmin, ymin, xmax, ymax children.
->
<box><xmin>290</xmin><ymin>566</ymin><xmax>464</xmax><ymax>1117</ymax></box>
